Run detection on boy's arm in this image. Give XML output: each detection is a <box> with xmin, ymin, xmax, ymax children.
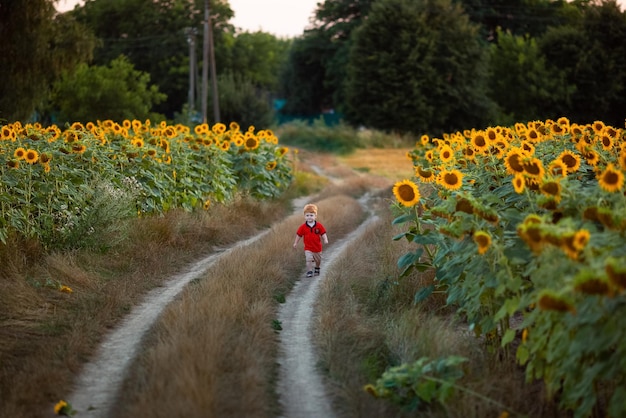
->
<box><xmin>321</xmin><ymin>233</ymin><xmax>328</xmax><ymax>244</ymax></box>
<box><xmin>293</xmin><ymin>234</ymin><xmax>301</xmax><ymax>248</ymax></box>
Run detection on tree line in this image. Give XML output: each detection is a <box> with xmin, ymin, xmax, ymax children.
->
<box><xmin>1</xmin><ymin>0</ymin><xmax>625</xmax><ymax>136</ymax></box>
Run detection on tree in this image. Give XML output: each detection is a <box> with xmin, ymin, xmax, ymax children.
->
<box><xmin>279</xmin><ymin>0</ymin><xmax>374</xmax><ymax>116</ymax></box>
<box><xmin>344</xmin><ymin>0</ymin><xmax>495</xmax><ymax>135</ymax></box>
<box><xmin>454</xmin><ymin>0</ymin><xmax>572</xmax><ymax>41</ymax></box>
<box><xmin>212</xmin><ymin>72</ymin><xmax>275</xmax><ymax>128</ymax></box>
<box><xmin>487</xmin><ymin>29</ymin><xmax>573</xmax><ymax>124</ymax></box>
<box><xmin>538</xmin><ymin>0</ymin><xmax>626</xmax><ymax>125</ymax></box>
<box><xmin>71</xmin><ymin>0</ymin><xmax>235</xmax><ymax>118</ymax></box>
<box><xmin>0</xmin><ymin>0</ymin><xmax>95</xmax><ymax>121</ymax></box>
<box><xmin>50</xmin><ymin>56</ymin><xmax>166</xmax><ymax>124</ymax></box>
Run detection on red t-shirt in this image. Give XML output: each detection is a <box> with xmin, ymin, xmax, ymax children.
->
<box><xmin>296</xmin><ymin>221</ymin><xmax>327</xmax><ymax>253</ymax></box>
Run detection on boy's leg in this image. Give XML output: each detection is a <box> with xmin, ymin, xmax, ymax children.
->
<box><xmin>304</xmin><ymin>251</ymin><xmax>315</xmax><ymax>277</ymax></box>
<box><xmin>312</xmin><ymin>252</ymin><xmax>322</xmax><ymax>275</ymax></box>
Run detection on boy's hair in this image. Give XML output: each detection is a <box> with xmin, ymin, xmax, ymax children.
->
<box><xmin>303</xmin><ymin>203</ymin><xmax>318</xmax><ymax>215</ymax></box>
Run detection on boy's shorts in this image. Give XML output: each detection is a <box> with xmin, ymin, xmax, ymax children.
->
<box><xmin>305</xmin><ymin>250</ymin><xmax>322</xmax><ymax>265</ymax></box>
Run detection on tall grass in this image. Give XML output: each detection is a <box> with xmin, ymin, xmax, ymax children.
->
<box><xmin>276</xmin><ymin>119</ymin><xmax>415</xmax><ymax>154</ymax></box>
<box><xmin>314</xmin><ymin>194</ymin><xmax>563</xmax><ymax>417</ymax></box>
<box><xmin>110</xmin><ymin>193</ymin><xmax>367</xmax><ymax>417</ymax></box>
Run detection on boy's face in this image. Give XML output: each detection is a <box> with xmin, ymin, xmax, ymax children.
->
<box><xmin>304</xmin><ymin>212</ymin><xmax>316</xmax><ymax>222</ymax></box>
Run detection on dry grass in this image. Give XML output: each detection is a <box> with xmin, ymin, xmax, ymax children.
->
<box><xmin>313</xmin><ymin>197</ymin><xmax>564</xmax><ymax>418</ymax></box>
<box><xmin>0</xmin><ymin>197</ymin><xmax>293</xmax><ymax>418</ymax></box>
<box><xmin>110</xmin><ymin>195</ymin><xmax>367</xmax><ymax>418</ymax></box>
<box><xmin>338</xmin><ymin>148</ymin><xmax>415</xmax><ymax>180</ymax></box>
<box><xmin>1</xmin><ymin>148</ymin><xmax>566</xmax><ymax>418</ymax></box>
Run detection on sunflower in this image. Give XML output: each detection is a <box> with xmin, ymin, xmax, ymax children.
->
<box><xmin>24</xmin><ymin>149</ymin><xmax>39</xmax><ymax>164</ymax></box>
<box><xmin>203</xmin><ymin>199</ymin><xmax>211</xmax><ymax>210</ymax></box>
<box><xmin>556</xmin><ymin>150</ymin><xmax>581</xmax><ymax>173</ymax></box>
<box><xmin>266</xmin><ymin>161</ymin><xmax>277</xmax><ymax>170</ymax></box>
<box><xmin>437</xmin><ymin>169</ymin><xmax>464</xmax><ymax>190</ymax></box>
<box><xmin>540</xmin><ymin>179</ymin><xmax>562</xmax><ymax>198</ymax></box>
<box><xmin>606</xmin><ymin>257</ymin><xmax>626</xmax><ymax>290</ymax></box>
<box><xmin>550</xmin><ymin>123</ymin><xmax>567</xmax><ymax>136</ymax></box>
<box><xmin>415</xmin><ymin>165</ymin><xmax>436</xmax><ymax>183</ymax></box>
<box><xmin>7</xmin><ymin>159</ymin><xmax>19</xmax><ymax>169</ymax></box>
<box><xmin>470</xmin><ymin>131</ymin><xmax>489</xmax><ymax>153</ymax></box>
<box><xmin>517</xmin><ymin>223</ymin><xmax>544</xmax><ymax>254</ymax></box>
<box><xmin>462</xmin><ymin>146</ymin><xmax>476</xmax><ymax>162</ymax></box>
<box><xmin>194</xmin><ymin>123</ymin><xmax>209</xmax><ymax>135</ymax></box>
<box><xmin>131</xmin><ymin>137</ymin><xmax>145</xmax><ymax>148</ymax></box>
<box><xmin>548</xmin><ymin>160</ymin><xmax>568</xmax><ymax>177</ymax></box>
<box><xmin>591</xmin><ymin>120</ymin><xmax>605</xmax><ymax>134</ymax></box>
<box><xmin>13</xmin><ymin>147</ymin><xmax>26</xmax><ymax>159</ymax></box>
<box><xmin>424</xmin><ymin>150</ymin><xmax>434</xmax><ymax>162</ymax></box>
<box><xmin>39</xmin><ymin>152</ymin><xmax>52</xmax><ymax>164</ymax></box>
<box><xmin>212</xmin><ymin>122</ymin><xmax>227</xmax><ymax>134</ymax></box>
<box><xmin>220</xmin><ymin>140</ymin><xmax>230</xmax><ymax>151</ymax></box>
<box><xmin>597</xmin><ymin>163</ymin><xmax>624</xmax><ymax>192</ymax></box>
<box><xmin>277</xmin><ymin>146</ymin><xmax>289</xmax><ymax>157</ymax></box>
<box><xmin>618</xmin><ymin>150</ymin><xmax>626</xmax><ymax>171</ymax></box>
<box><xmin>160</xmin><ymin>138</ymin><xmax>171</xmax><ymax>153</ymax></box>
<box><xmin>572</xmin><ymin>229</ymin><xmax>590</xmax><ymax>251</ymax></box>
<box><xmin>244</xmin><ymin>134</ymin><xmax>260</xmax><ymax>151</ymax></box>
<box><xmin>512</xmin><ymin>173</ymin><xmax>525</xmax><ymax>194</ymax></box>
<box><xmin>420</xmin><ymin>134</ymin><xmax>430</xmax><ymax>146</ymax></box>
<box><xmin>599</xmin><ymin>134</ymin><xmax>614</xmax><ymax>151</ymax></box>
<box><xmin>164</xmin><ymin>126</ymin><xmax>177</xmax><ymax>138</ymax></box>
<box><xmin>438</xmin><ymin>144</ymin><xmax>454</xmax><ymax>163</ymax></box>
<box><xmin>504</xmin><ymin>148</ymin><xmax>525</xmax><ymax>174</ymax></box>
<box><xmin>229</xmin><ymin>121</ymin><xmax>240</xmax><ymax>132</ymax></box>
<box><xmin>560</xmin><ymin>233</ymin><xmax>581</xmax><ymax>260</ymax></box>
<box><xmin>537</xmin><ymin>290</ymin><xmax>575</xmax><ymax>313</ymax></box>
<box><xmin>526</xmin><ymin>128</ymin><xmax>542</xmax><ymax>142</ymax></box>
<box><xmin>392</xmin><ymin>179</ymin><xmax>421</xmax><ymax>207</ymax></box>
<box><xmin>71</xmin><ymin>143</ymin><xmax>87</xmax><ymax>154</ymax></box>
<box><xmin>574</xmin><ymin>270</ymin><xmax>611</xmax><ymax>296</ymax></box>
<box><xmin>522</xmin><ymin>157</ymin><xmax>545</xmax><ymax>178</ymax></box>
<box><xmin>473</xmin><ymin>230</ymin><xmax>492</xmax><ymax>255</ymax></box>
<box><xmin>520</xmin><ymin>141</ymin><xmax>535</xmax><ymax>155</ymax></box>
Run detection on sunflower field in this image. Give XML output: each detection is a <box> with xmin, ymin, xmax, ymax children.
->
<box><xmin>391</xmin><ymin>117</ymin><xmax>626</xmax><ymax>417</ymax></box>
<box><xmin>0</xmin><ymin>120</ymin><xmax>292</xmax><ymax>249</ymax></box>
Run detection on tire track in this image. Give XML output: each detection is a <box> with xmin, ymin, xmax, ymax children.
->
<box><xmin>276</xmin><ymin>213</ymin><xmax>379</xmax><ymax>418</ymax></box>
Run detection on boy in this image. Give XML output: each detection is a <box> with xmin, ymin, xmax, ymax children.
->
<box><xmin>293</xmin><ymin>203</ymin><xmax>329</xmax><ymax>278</ymax></box>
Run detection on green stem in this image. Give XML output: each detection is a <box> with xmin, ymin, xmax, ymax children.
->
<box><xmin>414</xmin><ymin>205</ymin><xmax>435</xmax><ymax>261</ymax></box>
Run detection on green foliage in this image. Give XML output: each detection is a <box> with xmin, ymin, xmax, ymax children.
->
<box><xmin>538</xmin><ymin>1</ymin><xmax>626</xmax><ymax>126</ymax></box>
<box><xmin>213</xmin><ymin>72</ymin><xmax>275</xmax><ymax>129</ymax></box>
<box><xmin>72</xmin><ymin>0</ymin><xmax>235</xmax><ymax>118</ymax></box>
<box><xmin>365</xmin><ymin>356</ymin><xmax>468</xmax><ymax>411</ymax></box>
<box><xmin>276</xmin><ymin>119</ymin><xmax>363</xmax><ymax>154</ymax></box>
<box><xmin>487</xmin><ymin>29</ymin><xmax>573</xmax><ymax>125</ymax></box>
<box><xmin>344</xmin><ymin>0</ymin><xmax>495</xmax><ymax>136</ymax></box>
<box><xmin>393</xmin><ymin>118</ymin><xmax>626</xmax><ymax>417</ymax></box>
<box><xmin>0</xmin><ymin>119</ymin><xmax>292</xmax><ymax>247</ymax></box>
<box><xmin>0</xmin><ymin>0</ymin><xmax>95</xmax><ymax>120</ymax></box>
<box><xmin>456</xmin><ymin>0</ymin><xmax>572</xmax><ymax>41</ymax></box>
<box><xmin>50</xmin><ymin>56</ymin><xmax>166</xmax><ymax>124</ymax></box>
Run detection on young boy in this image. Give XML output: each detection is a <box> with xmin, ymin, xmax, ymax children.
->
<box><xmin>293</xmin><ymin>203</ymin><xmax>329</xmax><ymax>278</ymax></box>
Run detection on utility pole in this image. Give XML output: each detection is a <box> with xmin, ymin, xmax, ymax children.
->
<box><xmin>202</xmin><ymin>0</ymin><xmax>220</xmax><ymax>123</ymax></box>
<box><xmin>185</xmin><ymin>27</ymin><xmax>197</xmax><ymax>121</ymax></box>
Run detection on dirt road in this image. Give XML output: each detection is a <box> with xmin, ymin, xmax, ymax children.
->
<box><xmin>65</xmin><ymin>196</ymin><xmax>378</xmax><ymax>418</ymax></box>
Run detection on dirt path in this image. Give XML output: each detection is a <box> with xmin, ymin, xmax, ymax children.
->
<box><xmin>66</xmin><ymin>232</ymin><xmax>271</xmax><ymax>417</ymax></box>
<box><xmin>276</xmin><ymin>212</ymin><xmax>378</xmax><ymax>418</ymax></box>
<box><xmin>64</xmin><ymin>158</ymin><xmax>385</xmax><ymax>417</ymax></box>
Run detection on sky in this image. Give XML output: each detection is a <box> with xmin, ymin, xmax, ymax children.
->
<box><xmin>55</xmin><ymin>0</ymin><xmax>320</xmax><ymax>38</ymax></box>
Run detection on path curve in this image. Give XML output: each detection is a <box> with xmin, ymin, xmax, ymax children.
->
<box><xmin>65</xmin><ymin>231</ymin><xmax>270</xmax><ymax>417</ymax></box>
